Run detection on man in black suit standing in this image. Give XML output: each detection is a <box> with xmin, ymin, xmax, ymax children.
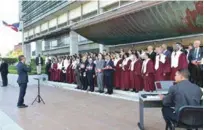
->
<box><xmin>103</xmin><ymin>55</ymin><xmax>114</xmax><ymax>94</ymax></box>
<box><xmin>188</xmin><ymin>40</ymin><xmax>203</xmax><ymax>87</ymax></box>
<box><xmin>35</xmin><ymin>54</ymin><xmax>43</xmax><ymax>75</ymax></box>
<box><xmin>16</xmin><ymin>55</ymin><xmax>31</xmax><ymax>108</ymax></box>
<box><xmin>159</xmin><ymin>69</ymin><xmax>202</xmax><ymax>129</ymax></box>
<box><xmin>45</xmin><ymin>59</ymin><xmax>51</xmax><ymax>81</ymax></box>
<box><xmin>0</xmin><ymin>60</ymin><xmax>8</xmax><ymax>87</ymax></box>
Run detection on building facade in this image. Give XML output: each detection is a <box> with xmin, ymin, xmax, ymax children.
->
<box><xmin>20</xmin><ymin>0</ymin><xmax>203</xmax><ymax>62</ymax></box>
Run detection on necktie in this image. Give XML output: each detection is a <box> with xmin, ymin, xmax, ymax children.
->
<box><xmin>196</xmin><ymin>48</ymin><xmax>199</xmax><ymax>59</ymax></box>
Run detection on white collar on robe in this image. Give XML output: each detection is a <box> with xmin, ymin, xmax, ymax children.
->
<box><xmin>171</xmin><ymin>51</ymin><xmax>182</xmax><ymax>68</ymax></box>
<box><xmin>142</xmin><ymin>59</ymin><xmax>150</xmax><ymax>73</ymax></box>
<box><xmin>114</xmin><ymin>58</ymin><xmax>121</xmax><ymax>66</ymax></box>
<box><xmin>57</xmin><ymin>62</ymin><xmax>62</xmax><ymax>69</ymax></box>
<box><xmin>155</xmin><ymin>54</ymin><xmax>166</xmax><ymax>70</ymax></box>
<box><xmin>122</xmin><ymin>58</ymin><xmax>129</xmax><ymax>65</ymax></box>
<box><xmin>64</xmin><ymin>59</ymin><xmax>69</xmax><ymax>68</ymax></box>
<box><xmin>130</xmin><ymin>59</ymin><xmax>137</xmax><ymax>71</ymax></box>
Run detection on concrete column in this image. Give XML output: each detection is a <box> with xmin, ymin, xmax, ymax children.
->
<box><xmin>23</xmin><ymin>43</ymin><xmax>31</xmax><ymax>64</ymax></box>
<box><xmin>70</xmin><ymin>31</ymin><xmax>79</xmax><ymax>55</ymax></box>
<box><xmin>35</xmin><ymin>40</ymin><xmax>42</xmax><ymax>56</ymax></box>
<box><xmin>99</xmin><ymin>44</ymin><xmax>104</xmax><ymax>53</ymax></box>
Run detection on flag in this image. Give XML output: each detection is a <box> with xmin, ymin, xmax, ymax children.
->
<box><xmin>2</xmin><ymin>21</ymin><xmax>20</xmax><ymax>32</ymax></box>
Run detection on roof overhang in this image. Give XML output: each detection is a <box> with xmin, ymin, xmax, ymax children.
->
<box><xmin>72</xmin><ymin>1</ymin><xmax>203</xmax><ymax>45</ymax></box>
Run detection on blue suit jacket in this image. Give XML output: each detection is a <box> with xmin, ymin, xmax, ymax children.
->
<box><xmin>16</xmin><ymin>62</ymin><xmax>31</xmax><ymax>84</ymax></box>
<box><xmin>104</xmin><ymin>60</ymin><xmax>114</xmax><ymax>76</ymax></box>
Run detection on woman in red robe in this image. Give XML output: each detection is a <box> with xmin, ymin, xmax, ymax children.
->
<box><xmin>120</xmin><ymin>53</ymin><xmax>131</xmax><ymax>91</ymax></box>
<box><xmin>155</xmin><ymin>47</ymin><xmax>171</xmax><ymax>81</ymax></box>
<box><xmin>142</xmin><ymin>53</ymin><xmax>155</xmax><ymax>92</ymax></box>
<box><xmin>57</xmin><ymin>58</ymin><xmax>63</xmax><ymax>82</ymax></box>
<box><xmin>52</xmin><ymin>58</ymin><xmax>58</xmax><ymax>82</ymax></box>
<box><xmin>113</xmin><ymin>53</ymin><xmax>122</xmax><ymax>89</ymax></box>
<box><xmin>170</xmin><ymin>44</ymin><xmax>188</xmax><ymax>80</ymax></box>
<box><xmin>130</xmin><ymin>53</ymin><xmax>143</xmax><ymax>92</ymax></box>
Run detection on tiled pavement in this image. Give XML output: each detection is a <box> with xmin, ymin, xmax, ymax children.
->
<box><xmin>0</xmin><ymin>74</ymin><xmax>188</xmax><ymax>130</ymax></box>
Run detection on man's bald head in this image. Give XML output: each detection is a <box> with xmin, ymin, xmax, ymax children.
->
<box><xmin>193</xmin><ymin>40</ymin><xmax>201</xmax><ymax>48</ymax></box>
<box><xmin>147</xmin><ymin>45</ymin><xmax>154</xmax><ymax>52</ymax></box>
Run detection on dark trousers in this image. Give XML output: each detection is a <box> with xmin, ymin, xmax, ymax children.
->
<box><xmin>17</xmin><ymin>83</ymin><xmax>27</xmax><ymax>106</ymax></box>
<box><xmin>87</xmin><ymin>74</ymin><xmax>94</xmax><ymax>92</ymax></box>
<box><xmin>104</xmin><ymin>74</ymin><xmax>113</xmax><ymax>94</ymax></box>
<box><xmin>1</xmin><ymin>73</ymin><xmax>8</xmax><ymax>86</ymax></box>
<box><xmin>80</xmin><ymin>76</ymin><xmax>88</xmax><ymax>90</ymax></box>
<box><xmin>162</xmin><ymin>106</ymin><xmax>177</xmax><ymax>127</ymax></box>
<box><xmin>191</xmin><ymin>65</ymin><xmax>203</xmax><ymax>87</ymax></box>
<box><xmin>61</xmin><ymin>73</ymin><xmax>66</xmax><ymax>82</ymax></box>
<box><xmin>47</xmin><ymin>72</ymin><xmax>51</xmax><ymax>81</ymax></box>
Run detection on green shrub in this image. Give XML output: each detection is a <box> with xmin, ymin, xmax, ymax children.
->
<box><xmin>1</xmin><ymin>58</ymin><xmax>18</xmax><ymax>65</ymax></box>
<box><xmin>8</xmin><ymin>58</ymin><xmax>46</xmax><ymax>75</ymax></box>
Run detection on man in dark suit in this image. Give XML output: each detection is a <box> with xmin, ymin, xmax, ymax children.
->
<box><xmin>162</xmin><ymin>44</ymin><xmax>171</xmax><ymax>58</ymax></box>
<box><xmin>86</xmin><ymin>58</ymin><xmax>95</xmax><ymax>92</ymax></box>
<box><xmin>188</xmin><ymin>40</ymin><xmax>203</xmax><ymax>87</ymax></box>
<box><xmin>0</xmin><ymin>60</ymin><xmax>8</xmax><ymax>87</ymax></box>
<box><xmin>103</xmin><ymin>55</ymin><xmax>114</xmax><ymax>94</ymax></box>
<box><xmin>16</xmin><ymin>55</ymin><xmax>31</xmax><ymax>108</ymax></box>
<box><xmin>45</xmin><ymin>59</ymin><xmax>51</xmax><ymax>81</ymax></box>
<box><xmin>147</xmin><ymin>45</ymin><xmax>156</xmax><ymax>62</ymax></box>
<box><xmin>159</xmin><ymin>69</ymin><xmax>202</xmax><ymax>129</ymax></box>
<box><xmin>35</xmin><ymin>54</ymin><xmax>43</xmax><ymax>74</ymax></box>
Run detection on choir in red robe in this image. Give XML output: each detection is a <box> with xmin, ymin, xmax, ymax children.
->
<box><xmin>113</xmin><ymin>55</ymin><xmax>122</xmax><ymax>89</ymax></box>
<box><xmin>120</xmin><ymin>54</ymin><xmax>131</xmax><ymax>90</ymax></box>
<box><xmin>155</xmin><ymin>53</ymin><xmax>171</xmax><ymax>81</ymax></box>
<box><xmin>170</xmin><ymin>50</ymin><xmax>188</xmax><ymax>80</ymax></box>
<box><xmin>142</xmin><ymin>55</ymin><xmax>155</xmax><ymax>92</ymax></box>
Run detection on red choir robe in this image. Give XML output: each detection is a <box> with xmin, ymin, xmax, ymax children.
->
<box><xmin>121</xmin><ymin>58</ymin><xmax>131</xmax><ymax>90</ymax></box>
<box><xmin>133</xmin><ymin>60</ymin><xmax>143</xmax><ymax>91</ymax></box>
<box><xmin>170</xmin><ymin>51</ymin><xmax>188</xmax><ymax>80</ymax></box>
<box><xmin>113</xmin><ymin>58</ymin><xmax>122</xmax><ymax>89</ymax></box>
<box><xmin>155</xmin><ymin>54</ymin><xmax>171</xmax><ymax>81</ymax></box>
<box><xmin>66</xmin><ymin>64</ymin><xmax>72</xmax><ymax>83</ymax></box>
<box><xmin>142</xmin><ymin>59</ymin><xmax>155</xmax><ymax>92</ymax></box>
<box><xmin>57</xmin><ymin>62</ymin><xmax>63</xmax><ymax>82</ymax></box>
<box><xmin>52</xmin><ymin>63</ymin><xmax>58</xmax><ymax>81</ymax></box>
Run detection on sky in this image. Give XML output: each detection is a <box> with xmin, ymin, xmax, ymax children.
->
<box><xmin>0</xmin><ymin>0</ymin><xmax>21</xmax><ymax>56</ymax></box>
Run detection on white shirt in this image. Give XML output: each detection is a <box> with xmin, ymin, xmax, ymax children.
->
<box><xmin>38</xmin><ymin>57</ymin><xmax>41</xmax><ymax>64</ymax></box>
<box><xmin>171</xmin><ymin>51</ymin><xmax>182</xmax><ymax>68</ymax></box>
<box><xmin>155</xmin><ymin>54</ymin><xmax>166</xmax><ymax>70</ymax></box>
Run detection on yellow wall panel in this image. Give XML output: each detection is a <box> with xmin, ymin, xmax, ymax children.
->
<box><xmin>29</xmin><ymin>29</ymin><xmax>33</xmax><ymax>36</ymax></box>
<box><xmin>83</xmin><ymin>1</ymin><xmax>97</xmax><ymax>15</ymax></box>
<box><xmin>35</xmin><ymin>26</ymin><xmax>40</xmax><ymax>34</ymax></box>
<box><xmin>41</xmin><ymin>22</ymin><xmax>48</xmax><ymax>31</ymax></box>
<box><xmin>58</xmin><ymin>13</ymin><xmax>67</xmax><ymax>24</ymax></box>
<box><xmin>69</xmin><ymin>6</ymin><xmax>81</xmax><ymax>20</ymax></box>
<box><xmin>49</xmin><ymin>18</ymin><xmax>57</xmax><ymax>28</ymax></box>
<box><xmin>99</xmin><ymin>0</ymin><xmax>118</xmax><ymax>8</ymax></box>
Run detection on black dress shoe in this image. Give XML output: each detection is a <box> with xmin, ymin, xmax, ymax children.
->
<box><xmin>22</xmin><ymin>104</ymin><xmax>28</xmax><ymax>107</ymax></box>
<box><xmin>1</xmin><ymin>85</ymin><xmax>7</xmax><ymax>87</ymax></box>
<box><xmin>17</xmin><ymin>105</ymin><xmax>28</xmax><ymax>108</ymax></box>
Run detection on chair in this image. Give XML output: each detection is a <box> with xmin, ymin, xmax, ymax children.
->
<box><xmin>154</xmin><ymin>81</ymin><xmax>175</xmax><ymax>92</ymax></box>
<box><xmin>167</xmin><ymin>106</ymin><xmax>203</xmax><ymax>130</ymax></box>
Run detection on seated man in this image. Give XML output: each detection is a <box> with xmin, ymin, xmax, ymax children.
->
<box><xmin>159</xmin><ymin>69</ymin><xmax>202</xmax><ymax>129</ymax></box>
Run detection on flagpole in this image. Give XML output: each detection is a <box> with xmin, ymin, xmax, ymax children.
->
<box><xmin>21</xmin><ymin>20</ymin><xmax>24</xmax><ymax>55</ymax></box>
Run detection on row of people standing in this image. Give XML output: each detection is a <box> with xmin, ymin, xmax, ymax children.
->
<box><xmin>46</xmin><ymin>41</ymin><xmax>203</xmax><ymax>94</ymax></box>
